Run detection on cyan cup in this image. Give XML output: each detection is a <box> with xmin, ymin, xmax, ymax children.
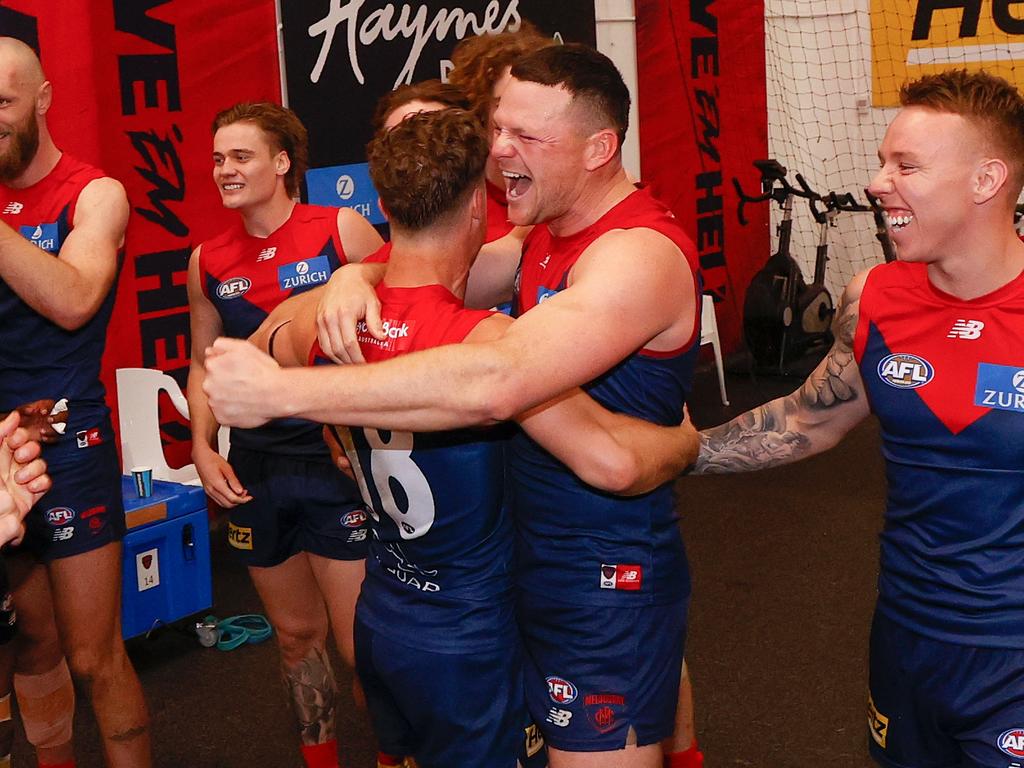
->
<box><xmin>131</xmin><ymin>466</ymin><xmax>153</xmax><ymax>498</ymax></box>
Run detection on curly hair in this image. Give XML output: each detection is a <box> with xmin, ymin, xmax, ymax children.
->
<box><xmin>212</xmin><ymin>102</ymin><xmax>308</xmax><ymax>198</ymax></box>
<box><xmin>367</xmin><ymin>109</ymin><xmax>489</xmax><ymax>231</ymax></box>
<box><xmin>901</xmin><ymin>69</ymin><xmax>1024</xmax><ymax>192</ymax></box>
<box><xmin>371</xmin><ymin>80</ymin><xmax>472</xmax><ymax>133</ymax></box>
<box><xmin>448</xmin><ymin>20</ymin><xmax>555</xmax><ymax>125</ymax></box>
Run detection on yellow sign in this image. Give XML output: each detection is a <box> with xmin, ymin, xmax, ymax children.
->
<box><xmin>872</xmin><ymin>0</ymin><xmax>1024</xmax><ymax>106</ymax></box>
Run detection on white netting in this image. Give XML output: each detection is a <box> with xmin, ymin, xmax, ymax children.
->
<box><xmin>764</xmin><ymin>0</ymin><xmax>1024</xmax><ymax>297</ymax></box>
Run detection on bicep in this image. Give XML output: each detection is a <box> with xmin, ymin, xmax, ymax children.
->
<box><xmin>62</xmin><ymin>178</ymin><xmax>128</xmax><ymax>291</ymax></box>
<box><xmin>464</xmin><ymin>231</ymin><xmax>525</xmax><ymax>309</ymax></box>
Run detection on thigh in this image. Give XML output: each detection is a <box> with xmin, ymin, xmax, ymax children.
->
<box><xmin>308</xmin><ymin>554</ymin><xmax>364</xmax><ymax>664</ymax></box>
<box><xmin>248</xmin><ymin>552</ymin><xmax>328</xmax><ymax>642</ymax></box>
<box><xmin>47</xmin><ymin>542</ymin><xmax>124</xmax><ymax>655</ymax></box>
<box><xmin>518</xmin><ymin>593</ymin><xmax>687</xmax><ymax>754</ymax></box>
<box><xmin>867</xmin><ymin>611</ymin><xmax>959</xmax><ymax>768</ymax></box>
<box><xmin>16</xmin><ymin>442</ymin><xmax>125</xmax><ymax>562</ymax></box>
<box><xmin>355</xmin><ymin>616</ymin><xmax>542</xmax><ymax>768</ymax></box>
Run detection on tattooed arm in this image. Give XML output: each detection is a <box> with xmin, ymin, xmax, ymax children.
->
<box><xmin>693</xmin><ymin>272</ymin><xmax>873</xmax><ymax>474</ymax></box>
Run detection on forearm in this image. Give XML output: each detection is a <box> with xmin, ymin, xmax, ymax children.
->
<box><xmin>693</xmin><ymin>394</ymin><xmax>813</xmax><ymax>474</ymax></box>
<box><xmin>186</xmin><ymin>363</ymin><xmax>223</xmax><ymax>454</ymax></box>
<box><xmin>0</xmin><ymin>225</ymin><xmax>107</xmax><ymax>329</ymax></box>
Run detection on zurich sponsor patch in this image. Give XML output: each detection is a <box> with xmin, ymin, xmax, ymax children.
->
<box><xmin>999</xmin><ymin>728</ymin><xmax>1024</xmax><ymax>758</ymax></box>
<box><xmin>877</xmin><ymin>353</ymin><xmax>934</xmax><ymax>389</ymax></box>
<box><xmin>216</xmin><ymin>276</ymin><xmax>251</xmax><ymax>300</ymax></box>
<box><xmin>45</xmin><ymin>507</ymin><xmax>76</xmax><ymax>526</ymax></box>
<box><xmin>975</xmin><ymin>364</ymin><xmax>1024</xmax><ymax>414</ymax></box>
<box><xmin>279</xmin><ymin>255</ymin><xmax>330</xmax><ymax>291</ymax></box>
<box><xmin>546</xmin><ymin>676</ymin><xmax>578</xmax><ymax>705</ymax></box>
<box><xmin>535</xmin><ymin>285</ymin><xmax>558</xmax><ymax>305</ymax></box>
<box><xmin>19</xmin><ymin>222</ymin><xmax>59</xmax><ymax>252</ymax></box>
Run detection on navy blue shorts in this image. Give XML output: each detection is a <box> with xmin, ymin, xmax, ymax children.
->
<box><xmin>16</xmin><ymin>440</ymin><xmax>125</xmax><ymax>562</ymax></box>
<box><xmin>226</xmin><ymin>447</ymin><xmax>369</xmax><ymax>568</ymax></box>
<box><xmin>869</xmin><ymin>609</ymin><xmax>1024</xmax><ymax>768</ymax></box>
<box><xmin>354</xmin><ymin>615</ymin><xmax>545</xmax><ymax>768</ymax></box>
<box><xmin>517</xmin><ymin>592</ymin><xmax>687</xmax><ymax>752</ymax></box>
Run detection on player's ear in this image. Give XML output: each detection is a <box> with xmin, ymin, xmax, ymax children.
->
<box><xmin>583</xmin><ymin>128</ymin><xmax>619</xmax><ymax>172</ymax></box>
<box><xmin>275</xmin><ymin>151</ymin><xmax>291</xmax><ymax>178</ymax></box>
<box><xmin>36</xmin><ymin>80</ymin><xmax>52</xmax><ymax>115</ymax></box>
<box><xmin>972</xmin><ymin>157</ymin><xmax>1008</xmax><ymax>205</ymax></box>
<box><xmin>377</xmin><ymin>196</ymin><xmax>391</xmax><ymax>222</ymax></box>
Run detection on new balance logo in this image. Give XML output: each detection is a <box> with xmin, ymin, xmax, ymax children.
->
<box><xmin>2</xmin><ymin>202</ymin><xmax>23</xmax><ymax>215</ymax></box>
<box><xmin>947</xmin><ymin>319</ymin><xmax>984</xmax><ymax>340</ymax></box>
<box><xmin>256</xmin><ymin>246</ymin><xmax>277</xmax><ymax>262</ymax></box>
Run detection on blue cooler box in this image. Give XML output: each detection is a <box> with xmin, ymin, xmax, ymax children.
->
<box><xmin>120</xmin><ymin>477</ymin><xmax>212</xmax><ymax>639</ymax></box>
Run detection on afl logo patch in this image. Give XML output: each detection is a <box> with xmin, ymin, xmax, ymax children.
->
<box><xmin>546</xmin><ymin>676</ymin><xmax>578</xmax><ymax>705</ymax></box>
<box><xmin>877</xmin><ymin>353</ymin><xmax>934</xmax><ymax>389</ymax></box>
<box><xmin>998</xmin><ymin>728</ymin><xmax>1024</xmax><ymax>757</ymax></box>
<box><xmin>216</xmin><ymin>277</ymin><xmax>251</xmax><ymax>300</ymax></box>
<box><xmin>341</xmin><ymin>509</ymin><xmax>368</xmax><ymax>529</ymax></box>
<box><xmin>45</xmin><ymin>507</ymin><xmax>76</xmax><ymax>526</ymax></box>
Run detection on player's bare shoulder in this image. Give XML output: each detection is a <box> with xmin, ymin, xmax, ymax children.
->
<box><xmin>74</xmin><ymin>175</ymin><xmax>130</xmax><ymax>243</ymax></box>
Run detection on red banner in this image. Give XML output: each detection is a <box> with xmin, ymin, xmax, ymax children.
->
<box><xmin>1</xmin><ymin>0</ymin><xmax>281</xmax><ymax>466</ymax></box>
<box><xmin>636</xmin><ymin>0</ymin><xmax>768</xmax><ymax>352</ymax></box>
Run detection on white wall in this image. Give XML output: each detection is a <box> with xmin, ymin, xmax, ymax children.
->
<box><xmin>595</xmin><ymin>0</ymin><xmax>641</xmax><ymax>181</ymax></box>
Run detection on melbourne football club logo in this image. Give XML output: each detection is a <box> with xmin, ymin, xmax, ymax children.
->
<box><xmin>546</xmin><ymin>676</ymin><xmax>578</xmax><ymax>705</ymax></box>
<box><xmin>877</xmin><ymin>353</ymin><xmax>934</xmax><ymax>389</ymax></box>
<box><xmin>998</xmin><ymin>728</ymin><xmax>1024</xmax><ymax>758</ymax></box>
<box><xmin>216</xmin><ymin>276</ymin><xmax>251</xmax><ymax>300</ymax></box>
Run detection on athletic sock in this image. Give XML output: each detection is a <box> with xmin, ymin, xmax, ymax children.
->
<box><xmin>38</xmin><ymin>761</ymin><xmax>76</xmax><ymax>768</ymax></box>
<box><xmin>300</xmin><ymin>740</ymin><xmax>338</xmax><ymax>768</ymax></box>
<box><xmin>664</xmin><ymin>739</ymin><xmax>704</xmax><ymax>768</ymax></box>
<box><xmin>376</xmin><ymin>753</ymin><xmax>405</xmax><ymax>767</ymax></box>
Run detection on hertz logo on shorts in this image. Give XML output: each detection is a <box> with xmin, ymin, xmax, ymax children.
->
<box><xmin>868</xmin><ymin>694</ymin><xmax>889</xmax><ymax>748</ymax></box>
<box><xmin>871</xmin><ymin>1</ymin><xmax>1024</xmax><ymax>106</ymax></box>
<box><xmin>227</xmin><ymin>522</ymin><xmax>253</xmax><ymax>550</ymax></box>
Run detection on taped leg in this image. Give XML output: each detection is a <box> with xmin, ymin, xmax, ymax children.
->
<box><xmin>14</xmin><ymin>658</ymin><xmax>75</xmax><ymax>749</ymax></box>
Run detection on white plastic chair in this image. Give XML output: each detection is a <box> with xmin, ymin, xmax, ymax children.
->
<box><xmin>115</xmin><ymin>367</ymin><xmax>230</xmax><ymax>485</ymax></box>
<box><xmin>700</xmin><ymin>294</ymin><xmax>730</xmax><ymax>406</ymax></box>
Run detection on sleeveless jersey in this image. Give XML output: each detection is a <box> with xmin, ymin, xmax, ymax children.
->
<box><xmin>854</xmin><ymin>261</ymin><xmax>1024</xmax><ymax>648</ymax></box>
<box><xmin>0</xmin><ymin>154</ymin><xmax>118</xmax><ymax>460</ymax></box>
<box><xmin>200</xmin><ymin>204</ymin><xmax>349</xmax><ymax>457</ymax></box>
<box><xmin>339</xmin><ymin>282</ymin><xmax>515</xmax><ymax>652</ymax></box>
<box><xmin>510</xmin><ymin>187</ymin><xmax>701</xmax><ymax>606</ymax></box>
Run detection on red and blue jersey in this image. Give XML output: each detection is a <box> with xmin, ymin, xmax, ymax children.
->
<box><xmin>200</xmin><ymin>204</ymin><xmax>349</xmax><ymax>457</ymax></box>
<box><xmin>0</xmin><ymin>154</ymin><xmax>118</xmax><ymax>460</ymax></box>
<box><xmin>336</xmin><ymin>281</ymin><xmax>516</xmax><ymax>652</ymax></box>
<box><xmin>854</xmin><ymin>261</ymin><xmax>1024</xmax><ymax>647</ymax></box>
<box><xmin>510</xmin><ymin>187</ymin><xmax>701</xmax><ymax>606</ymax></box>
<box><xmin>485</xmin><ymin>179</ymin><xmax>515</xmax><ymax>243</ymax></box>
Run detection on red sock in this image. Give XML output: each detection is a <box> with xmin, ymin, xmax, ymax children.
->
<box><xmin>664</xmin><ymin>739</ymin><xmax>704</xmax><ymax>768</ymax></box>
<box><xmin>300</xmin><ymin>740</ymin><xmax>338</xmax><ymax>768</ymax></box>
<box><xmin>376</xmin><ymin>753</ymin><xmax>405</xmax><ymax>767</ymax></box>
<box><xmin>39</xmin><ymin>762</ymin><xmax>76</xmax><ymax>768</ymax></box>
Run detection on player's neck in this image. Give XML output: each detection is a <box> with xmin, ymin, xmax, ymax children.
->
<box><xmin>240</xmin><ymin>195</ymin><xmax>295</xmax><ymax>238</ymax></box>
<box><xmin>926</xmin><ymin>224</ymin><xmax>1024</xmax><ymax>300</ymax></box>
<box><xmin>6</xmin><ymin>135</ymin><xmax>60</xmax><ymax>189</ymax></box>
<box><xmin>546</xmin><ymin>166</ymin><xmax>635</xmax><ymax>238</ymax></box>
<box><xmin>385</xmin><ymin>230</ymin><xmax>475</xmax><ymax>299</ymax></box>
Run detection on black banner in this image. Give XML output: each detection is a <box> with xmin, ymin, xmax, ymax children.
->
<box><xmin>281</xmin><ymin>0</ymin><xmax>597</xmax><ymax>169</ymax></box>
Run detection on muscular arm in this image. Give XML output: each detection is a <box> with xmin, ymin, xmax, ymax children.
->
<box><xmin>0</xmin><ymin>176</ymin><xmax>128</xmax><ymax>330</ymax></box>
<box><xmin>693</xmin><ymin>274</ymin><xmax>872</xmax><ymax>474</ymax></box>
<box><xmin>336</xmin><ymin>207</ymin><xmax>385</xmax><ymax>262</ymax></box>
<box><xmin>205</xmin><ymin>227</ymin><xmax>697</xmax><ymax>432</ymax></box>
<box><xmin>186</xmin><ymin>246</ymin><xmax>251</xmax><ymax>506</ymax></box>
<box><xmin>463</xmin><ymin>227</ymin><xmax>528</xmax><ymax>309</ymax></box>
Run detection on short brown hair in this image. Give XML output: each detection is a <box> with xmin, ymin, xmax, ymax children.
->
<box><xmin>511</xmin><ymin>43</ymin><xmax>630</xmax><ymax>147</ymax></box>
<box><xmin>371</xmin><ymin>80</ymin><xmax>471</xmax><ymax>133</ymax></box>
<box><xmin>901</xmin><ymin>69</ymin><xmax>1024</xmax><ymax>193</ymax></box>
<box><xmin>212</xmin><ymin>102</ymin><xmax>308</xmax><ymax>198</ymax></box>
<box><xmin>367</xmin><ymin>108</ymin><xmax>488</xmax><ymax>231</ymax></box>
<box><xmin>448</xmin><ymin>21</ymin><xmax>555</xmax><ymax>124</ymax></box>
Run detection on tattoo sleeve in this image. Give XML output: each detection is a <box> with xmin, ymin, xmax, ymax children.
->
<box><xmin>283</xmin><ymin>646</ymin><xmax>338</xmax><ymax>746</ymax></box>
<box><xmin>693</xmin><ymin>301</ymin><xmax>863</xmax><ymax>474</ymax></box>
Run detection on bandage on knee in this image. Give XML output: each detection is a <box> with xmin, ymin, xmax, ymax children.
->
<box><xmin>14</xmin><ymin>659</ymin><xmax>74</xmax><ymax>749</ymax></box>
<box><xmin>0</xmin><ymin>693</ymin><xmax>10</xmax><ymax>722</ymax></box>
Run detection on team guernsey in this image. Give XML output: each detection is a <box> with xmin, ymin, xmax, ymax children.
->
<box><xmin>485</xmin><ymin>179</ymin><xmax>515</xmax><ymax>243</ymax></box>
<box><xmin>855</xmin><ymin>261</ymin><xmax>1024</xmax><ymax>768</ymax></box>
<box><xmin>0</xmin><ymin>154</ymin><xmax>115</xmax><ymax>458</ymax></box>
<box><xmin>200</xmin><ymin>203</ymin><xmax>348</xmax><ymax>458</ymax></box>
<box><xmin>854</xmin><ymin>261</ymin><xmax>1024</xmax><ymax>647</ymax></box>
<box><xmin>336</xmin><ymin>281</ymin><xmax>541</xmax><ymax>767</ymax></box>
<box><xmin>0</xmin><ymin>154</ymin><xmax>124</xmax><ymax>559</ymax></box>
<box><xmin>511</xmin><ymin>186</ymin><xmax>701</xmax><ymax>607</ymax></box>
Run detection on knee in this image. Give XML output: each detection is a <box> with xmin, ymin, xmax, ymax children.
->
<box><xmin>65</xmin><ymin>638</ymin><xmax>124</xmax><ymax>684</ymax></box>
<box><xmin>274</xmin><ymin>619</ymin><xmax>325</xmax><ymax>668</ymax></box>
